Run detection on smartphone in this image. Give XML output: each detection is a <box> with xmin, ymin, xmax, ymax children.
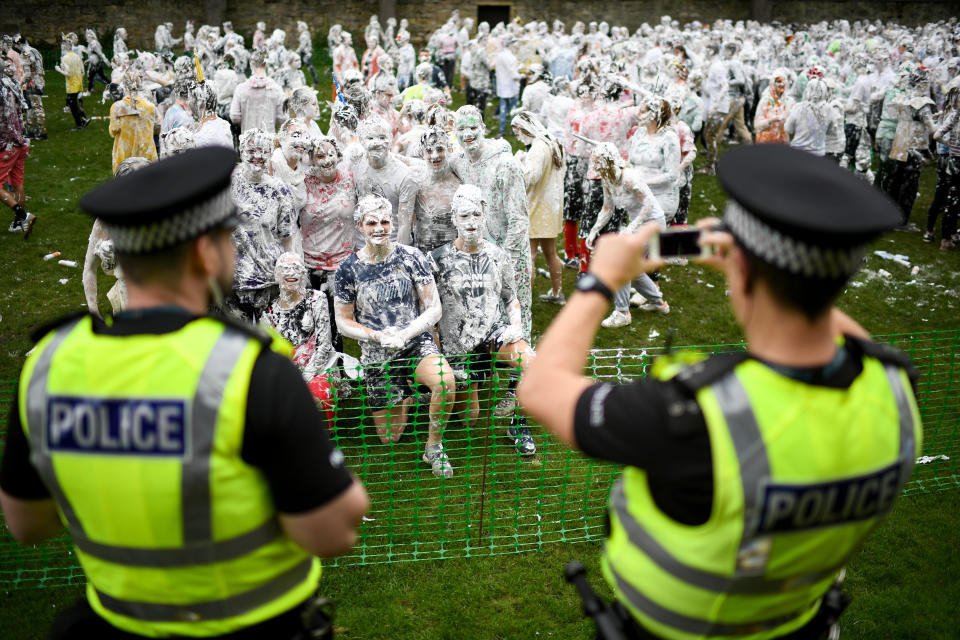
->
<box><xmin>648</xmin><ymin>228</ymin><xmax>711</xmax><ymax>261</ymax></box>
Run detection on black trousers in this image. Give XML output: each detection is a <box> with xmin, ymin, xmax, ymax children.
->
<box><xmin>87</xmin><ymin>61</ymin><xmax>110</xmax><ymax>92</ymax></box>
<box><xmin>66</xmin><ymin>92</ymin><xmax>87</xmax><ymax>127</ymax></box>
<box><xmin>842</xmin><ymin>123</ymin><xmax>862</xmax><ymax>160</ymax></box>
<box><xmin>887</xmin><ymin>155</ymin><xmax>925</xmax><ymax>224</ymax></box>
<box><xmin>926</xmin><ymin>156</ymin><xmax>960</xmax><ymax>239</ymax></box>
<box><xmin>675</xmin><ymin>180</ymin><xmax>692</xmax><ymax>225</ymax></box>
<box><xmin>302</xmin><ymin>52</ymin><xmax>319</xmax><ymax>85</ymax></box>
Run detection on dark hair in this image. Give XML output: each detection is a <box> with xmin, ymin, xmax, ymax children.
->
<box><xmin>741</xmin><ymin>247</ymin><xmax>849</xmax><ymax>320</ymax></box>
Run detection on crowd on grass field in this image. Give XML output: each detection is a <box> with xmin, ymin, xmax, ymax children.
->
<box><xmin>0</xmin><ymin>14</ymin><xmax>958</xmax><ymax>476</ymax></box>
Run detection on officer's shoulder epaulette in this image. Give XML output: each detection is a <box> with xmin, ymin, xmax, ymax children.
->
<box><xmin>29</xmin><ymin>310</ymin><xmax>90</xmax><ymax>343</ymax></box>
<box><xmin>845</xmin><ymin>335</ymin><xmax>919</xmax><ymax>385</ymax></box>
<box><xmin>672</xmin><ymin>351</ymin><xmax>752</xmax><ymax>393</ymax></box>
<box><xmin>206</xmin><ymin>313</ymin><xmax>273</xmax><ymax>348</ymax></box>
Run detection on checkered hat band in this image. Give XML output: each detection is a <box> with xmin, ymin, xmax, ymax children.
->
<box><xmin>724</xmin><ymin>200</ymin><xmax>866</xmax><ymax>279</ymax></box>
<box><xmin>105</xmin><ymin>189</ymin><xmax>235</xmax><ymax>254</ymax></box>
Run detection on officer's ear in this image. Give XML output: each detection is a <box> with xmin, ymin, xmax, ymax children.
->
<box><xmin>192</xmin><ymin>230</ymin><xmax>230</xmax><ymax>280</ymax></box>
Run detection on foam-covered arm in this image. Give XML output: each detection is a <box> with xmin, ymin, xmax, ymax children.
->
<box><xmin>399</xmin><ymin>280</ymin><xmax>442</xmax><ymax>343</ymax></box>
<box><xmin>334</xmin><ymin>300</ymin><xmax>382</xmax><ymax>344</ymax></box>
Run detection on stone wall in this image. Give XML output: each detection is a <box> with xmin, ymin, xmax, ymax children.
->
<box><xmin>4</xmin><ymin>0</ymin><xmax>955</xmax><ymax>49</ymax></box>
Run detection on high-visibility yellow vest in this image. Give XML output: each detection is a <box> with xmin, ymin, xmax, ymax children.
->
<box><xmin>603</xmin><ymin>348</ymin><xmax>921</xmax><ymax>639</ymax></box>
<box><xmin>20</xmin><ymin>315</ymin><xmax>319</xmax><ymax>638</ymax></box>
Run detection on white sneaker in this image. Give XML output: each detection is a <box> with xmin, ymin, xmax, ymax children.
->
<box><xmin>423</xmin><ymin>443</ymin><xmax>454</xmax><ymax>478</ymax></box>
<box><xmin>21</xmin><ymin>213</ymin><xmax>36</xmax><ymax>239</ymax></box>
<box><xmin>601</xmin><ymin>310</ymin><xmax>631</xmax><ymax>328</ymax></box>
<box><xmin>629</xmin><ymin>291</ymin><xmax>646</xmax><ymax>307</ymax></box>
<box><xmin>8</xmin><ymin>220</ymin><xmax>23</xmax><ymax>234</ymax></box>
<box><xmin>639</xmin><ymin>300</ymin><xmax>670</xmax><ymax>315</ymax></box>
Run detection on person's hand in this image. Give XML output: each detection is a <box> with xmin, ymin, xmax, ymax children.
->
<box><xmin>499</xmin><ymin>324</ymin><xmax>522</xmax><ymax>345</ymax></box>
<box><xmin>585</xmin><ymin>226</ymin><xmax>600</xmax><ymax>251</ymax></box>
<box><xmin>695</xmin><ymin>217</ymin><xmax>735</xmax><ymax>275</ymax></box>
<box><xmin>378</xmin><ymin>327</ymin><xmax>406</xmax><ymax>349</ymax></box>
<box><xmin>589</xmin><ymin>221</ymin><xmax>663</xmax><ymax>291</ymax></box>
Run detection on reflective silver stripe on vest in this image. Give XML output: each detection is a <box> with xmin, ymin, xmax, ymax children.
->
<box><xmin>25</xmin><ymin>324</ymin><xmax>282</xmax><ymax>567</ymax></box>
<box><xmin>882</xmin><ymin>364</ymin><xmax>917</xmax><ymax>495</ymax></box>
<box><xmin>182</xmin><ymin>329</ymin><xmax>250</xmax><ymax>545</ymax></box>
<box><xmin>96</xmin><ymin>557</ymin><xmax>314</xmax><ymax>622</ymax></box>
<box><xmin>71</xmin><ymin>518</ymin><xmax>282</xmax><ymax>567</ymax></box>
<box><xmin>26</xmin><ymin>319</ymin><xmax>85</xmax><ymax>535</ymax></box>
<box><xmin>709</xmin><ymin>373</ymin><xmax>770</xmax><ymax>550</ymax></box>
<box><xmin>608</xmin><ymin>563</ymin><xmax>809</xmax><ymax>636</ymax></box>
<box><xmin>610</xmin><ymin>480</ymin><xmax>842</xmax><ymax>595</ymax></box>
<box><xmin>611</xmin><ymin>363</ymin><xmax>920</xmax><ymax>613</ymax></box>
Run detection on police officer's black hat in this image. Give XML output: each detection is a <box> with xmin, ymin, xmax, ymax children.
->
<box><xmin>718</xmin><ymin>145</ymin><xmax>901</xmax><ymax>279</ymax></box>
<box><xmin>79</xmin><ymin>147</ymin><xmax>239</xmax><ymax>255</ymax></box>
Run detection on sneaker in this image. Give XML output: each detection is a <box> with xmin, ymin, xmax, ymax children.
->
<box><xmin>80</xmin><ymin>118</ymin><xmax>91</xmax><ymax>129</ymax></box>
<box><xmin>629</xmin><ymin>291</ymin><xmax>647</xmax><ymax>307</ymax></box>
<box><xmin>8</xmin><ymin>219</ymin><xmax>23</xmax><ymax>234</ymax></box>
<box><xmin>922</xmin><ymin>232</ymin><xmax>935</xmax><ymax>243</ymax></box>
<box><xmin>640</xmin><ymin>300</ymin><xmax>670</xmax><ymax>315</ymax></box>
<box><xmin>539</xmin><ymin>291</ymin><xmax>566</xmax><ymax>305</ymax></box>
<box><xmin>507</xmin><ymin>426</ymin><xmax>536</xmax><ymax>456</ymax></box>
<box><xmin>536</xmin><ymin>267</ymin><xmax>551</xmax><ymax>279</ymax></box>
<box><xmin>21</xmin><ymin>213</ymin><xmax>36</xmax><ymax>239</ymax></box>
<box><xmin>941</xmin><ymin>240</ymin><xmax>956</xmax><ymax>251</ymax></box>
<box><xmin>494</xmin><ymin>393</ymin><xmax>517</xmax><ymax>417</ymax></box>
<box><xmin>562</xmin><ymin>257</ymin><xmax>579</xmax><ymax>270</ymax></box>
<box><xmin>422</xmin><ymin>443</ymin><xmax>453</xmax><ymax>478</ymax></box>
<box><xmin>601</xmin><ymin>310</ymin><xmax>632</xmax><ymax>328</ymax></box>
<box><xmin>896</xmin><ymin>222</ymin><xmax>920</xmax><ymax>232</ymax></box>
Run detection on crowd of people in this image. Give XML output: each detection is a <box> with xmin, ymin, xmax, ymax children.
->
<box><xmin>1</xmin><ymin>14</ymin><xmax>958</xmax><ymax>476</ymax></box>
<box><xmin>0</xmin><ymin>11</ymin><xmax>948</xmax><ymax>640</ymax></box>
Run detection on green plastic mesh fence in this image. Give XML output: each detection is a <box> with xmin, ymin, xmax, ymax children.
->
<box><xmin>1</xmin><ymin>331</ymin><xmax>957</xmax><ymax>590</ymax></box>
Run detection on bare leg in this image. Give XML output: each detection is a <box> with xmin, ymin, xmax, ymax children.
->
<box><xmin>493</xmin><ymin>339</ymin><xmax>534</xmax><ymax>371</ymax></box>
<box><xmin>456</xmin><ymin>383</ymin><xmax>480</xmax><ymax>427</ymax></box>
<box><xmin>372</xmin><ymin>398</ymin><xmax>412</xmax><ymax>444</ymax></box>
<box><xmin>494</xmin><ymin>340</ymin><xmax>537</xmax><ymax>455</ymax></box>
<box><xmin>414</xmin><ymin>354</ymin><xmax>456</xmax><ymax>447</ymax></box>
<box><xmin>536</xmin><ymin>239</ymin><xmax>563</xmax><ymax>296</ymax></box>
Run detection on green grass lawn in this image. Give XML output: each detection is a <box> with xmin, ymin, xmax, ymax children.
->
<box><xmin>1</xmin><ymin>55</ymin><xmax>958</xmax><ymax>638</ymax></box>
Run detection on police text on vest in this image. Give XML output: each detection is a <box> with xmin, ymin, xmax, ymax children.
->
<box><xmin>756</xmin><ymin>461</ymin><xmax>902</xmax><ymax>533</ymax></box>
<box><xmin>45</xmin><ymin>396</ymin><xmax>188</xmax><ymax>456</ymax></box>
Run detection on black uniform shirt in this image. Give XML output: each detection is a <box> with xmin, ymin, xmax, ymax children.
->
<box><xmin>572</xmin><ymin>338</ymin><xmax>886</xmax><ymax>526</ymax></box>
<box><xmin>0</xmin><ymin>309</ymin><xmax>353</xmax><ymax>514</ymax></box>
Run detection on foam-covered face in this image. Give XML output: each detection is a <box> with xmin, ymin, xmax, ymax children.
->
<box><xmin>359</xmin><ymin>209</ymin><xmax>392</xmax><ymax>247</ymax></box>
<box><xmin>375</xmin><ymin>85</ymin><xmax>397</xmax><ymax>109</ymax></box>
<box><xmin>275</xmin><ymin>254</ymin><xmax>307</xmax><ymax>294</ymax></box>
<box><xmin>454</xmin><ymin>115</ymin><xmax>484</xmax><ymax>152</ymax></box>
<box><xmin>360</xmin><ymin>126</ymin><xmax>390</xmax><ymax>163</ymax></box>
<box><xmin>281</xmin><ymin>124</ymin><xmax>309</xmax><ymax>162</ymax></box>
<box><xmin>241</xmin><ymin>140</ymin><xmax>271</xmax><ymax>178</ymax></box>
<box><xmin>423</xmin><ymin>140</ymin><xmax>448</xmax><ymax>172</ymax></box>
<box><xmin>312</xmin><ymin>140</ymin><xmax>339</xmax><ymax>179</ymax></box>
<box><xmin>453</xmin><ymin>201</ymin><xmax>485</xmax><ymax>244</ymax></box>
<box><xmin>512</xmin><ymin>125</ymin><xmax>534</xmax><ymax>145</ymax></box>
<box><xmin>418</xmin><ymin>50</ymin><xmax>431</xmax><ymax>63</ymax></box>
<box><xmin>772</xmin><ymin>76</ymin><xmax>786</xmax><ymax>97</ymax></box>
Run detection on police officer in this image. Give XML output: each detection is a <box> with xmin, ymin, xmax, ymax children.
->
<box><xmin>0</xmin><ymin>147</ymin><xmax>369</xmax><ymax>639</ymax></box>
<box><xmin>520</xmin><ymin>144</ymin><xmax>922</xmax><ymax>639</ymax></box>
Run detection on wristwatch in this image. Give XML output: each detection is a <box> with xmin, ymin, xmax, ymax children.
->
<box><xmin>575</xmin><ymin>273</ymin><xmax>615</xmax><ymax>302</ymax></box>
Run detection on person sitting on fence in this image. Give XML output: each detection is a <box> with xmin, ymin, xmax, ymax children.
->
<box><xmin>334</xmin><ymin>194</ymin><xmax>457</xmax><ymax>478</ymax></box>
<box><xmin>262</xmin><ymin>252</ymin><xmax>337</xmax><ymax>426</ymax></box>
<box><xmin>430</xmin><ymin>185</ymin><xmax>537</xmax><ymax>456</ymax></box>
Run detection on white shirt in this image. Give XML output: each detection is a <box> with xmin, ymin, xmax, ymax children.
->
<box><xmin>495</xmin><ymin>49</ymin><xmax>521</xmax><ymax>98</ymax></box>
